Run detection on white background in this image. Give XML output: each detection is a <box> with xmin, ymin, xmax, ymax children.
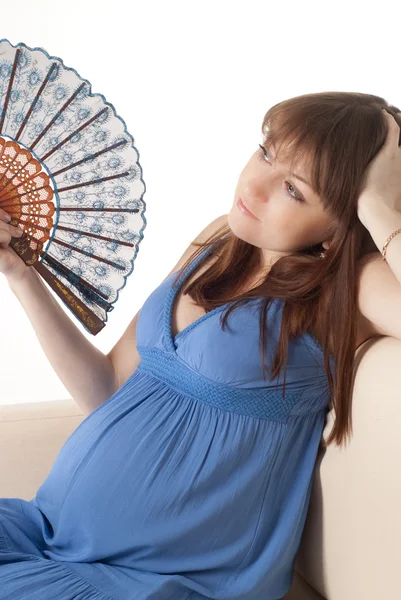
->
<box><xmin>0</xmin><ymin>0</ymin><xmax>398</xmax><ymax>405</ymax></box>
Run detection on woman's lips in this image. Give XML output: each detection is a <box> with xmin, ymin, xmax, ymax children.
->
<box><xmin>237</xmin><ymin>198</ymin><xmax>259</xmax><ymax>220</ymax></box>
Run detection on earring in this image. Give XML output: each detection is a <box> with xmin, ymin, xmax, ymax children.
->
<box><xmin>320</xmin><ymin>246</ymin><xmax>329</xmax><ymax>258</ymax></box>
<box><xmin>320</xmin><ymin>243</ymin><xmax>329</xmax><ymax>258</ymax></box>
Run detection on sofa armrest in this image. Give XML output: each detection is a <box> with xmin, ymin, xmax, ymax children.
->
<box><xmin>295</xmin><ymin>335</ymin><xmax>401</xmax><ymax>600</ymax></box>
<box><xmin>0</xmin><ymin>399</ymin><xmax>85</xmax><ymax>499</ymax></box>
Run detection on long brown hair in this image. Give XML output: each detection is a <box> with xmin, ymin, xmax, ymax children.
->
<box><xmin>173</xmin><ymin>91</ymin><xmax>401</xmax><ymax>448</ymax></box>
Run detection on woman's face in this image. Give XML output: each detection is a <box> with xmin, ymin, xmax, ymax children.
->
<box><xmin>228</xmin><ymin>141</ymin><xmax>334</xmax><ymax>269</ymax></box>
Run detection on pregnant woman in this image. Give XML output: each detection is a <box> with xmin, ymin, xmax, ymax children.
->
<box><xmin>1</xmin><ymin>91</ymin><xmax>401</xmax><ymax>600</ymax></box>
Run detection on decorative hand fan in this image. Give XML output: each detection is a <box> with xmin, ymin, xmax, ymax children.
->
<box><xmin>0</xmin><ymin>38</ymin><xmax>146</xmax><ymax>335</ymax></box>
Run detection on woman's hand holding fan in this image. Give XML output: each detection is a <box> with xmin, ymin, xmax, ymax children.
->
<box><xmin>0</xmin><ymin>207</ymin><xmax>28</xmax><ymax>282</ymax></box>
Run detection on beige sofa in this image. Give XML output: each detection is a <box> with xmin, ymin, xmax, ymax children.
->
<box><xmin>1</xmin><ymin>335</ymin><xmax>400</xmax><ymax>599</ymax></box>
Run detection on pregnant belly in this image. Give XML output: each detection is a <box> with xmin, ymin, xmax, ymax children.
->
<box><xmin>32</xmin><ymin>370</ymin><xmax>279</xmax><ymax>572</ymax></box>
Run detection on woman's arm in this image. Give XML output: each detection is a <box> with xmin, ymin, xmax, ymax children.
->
<box><xmin>8</xmin><ymin>267</ymin><xmax>117</xmax><ymax>416</ymax></box>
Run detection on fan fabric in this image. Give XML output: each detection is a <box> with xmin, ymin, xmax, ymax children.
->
<box><xmin>0</xmin><ymin>38</ymin><xmax>145</xmax><ymax>335</ymax></box>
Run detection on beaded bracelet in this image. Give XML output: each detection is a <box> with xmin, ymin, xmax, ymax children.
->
<box><xmin>382</xmin><ymin>228</ymin><xmax>401</xmax><ymax>264</ymax></box>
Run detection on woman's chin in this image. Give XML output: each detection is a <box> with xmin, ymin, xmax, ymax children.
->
<box><xmin>227</xmin><ymin>211</ymin><xmax>260</xmax><ymax>244</ymax></box>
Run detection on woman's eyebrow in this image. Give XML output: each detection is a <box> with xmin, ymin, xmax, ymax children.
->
<box><xmin>266</xmin><ymin>140</ymin><xmax>312</xmax><ymax>189</ymax></box>
<box><xmin>290</xmin><ymin>171</ymin><xmax>311</xmax><ymax>188</ymax></box>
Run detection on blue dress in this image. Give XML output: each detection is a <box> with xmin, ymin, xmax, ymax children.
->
<box><xmin>0</xmin><ymin>240</ymin><xmax>335</xmax><ymax>600</ymax></box>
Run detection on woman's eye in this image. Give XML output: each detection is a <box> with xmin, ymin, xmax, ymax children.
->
<box><xmin>257</xmin><ymin>144</ymin><xmax>304</xmax><ymax>203</ymax></box>
<box><xmin>258</xmin><ymin>143</ymin><xmax>270</xmax><ymax>162</ymax></box>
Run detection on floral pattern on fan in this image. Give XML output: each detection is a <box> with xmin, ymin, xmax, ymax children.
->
<box><xmin>0</xmin><ymin>38</ymin><xmax>146</xmax><ymax>334</ymax></box>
